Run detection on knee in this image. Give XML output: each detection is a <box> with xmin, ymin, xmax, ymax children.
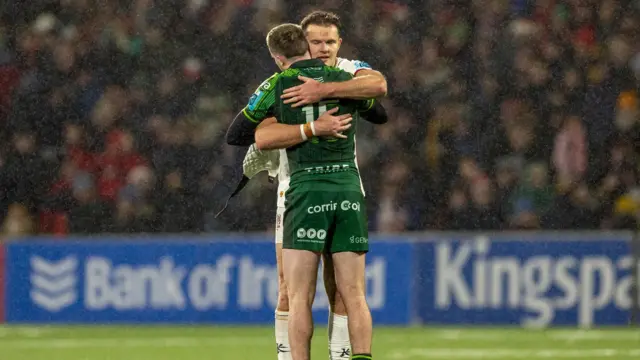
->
<box><xmin>338</xmin><ymin>284</ymin><xmax>367</xmax><ymax>307</ymax></box>
<box><xmin>288</xmin><ymin>283</ymin><xmax>314</xmax><ymax>308</ymax></box>
<box><xmin>289</xmin><ymin>292</ymin><xmax>314</xmax><ymax>310</ymax></box>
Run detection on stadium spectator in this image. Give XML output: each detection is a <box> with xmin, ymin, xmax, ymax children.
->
<box><xmin>67</xmin><ymin>171</ymin><xmax>111</xmax><ymax>234</ymax></box>
<box><xmin>0</xmin><ymin>0</ymin><xmax>639</xmax><ymax>234</ymax></box>
<box><xmin>1</xmin><ymin>203</ymin><xmax>34</xmax><ymax>237</ymax></box>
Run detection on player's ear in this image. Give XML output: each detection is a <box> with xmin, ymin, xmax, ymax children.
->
<box><xmin>337</xmin><ymin>37</ymin><xmax>342</xmax><ymax>50</ymax></box>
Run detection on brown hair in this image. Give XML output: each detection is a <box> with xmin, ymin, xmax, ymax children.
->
<box><xmin>300</xmin><ymin>11</ymin><xmax>342</xmax><ymax>34</ymax></box>
<box><xmin>266</xmin><ymin>23</ymin><xmax>308</xmax><ymax>58</ymax></box>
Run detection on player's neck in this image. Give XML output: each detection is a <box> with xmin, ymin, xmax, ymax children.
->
<box><xmin>283</xmin><ymin>55</ymin><xmax>311</xmax><ymax>69</ymax></box>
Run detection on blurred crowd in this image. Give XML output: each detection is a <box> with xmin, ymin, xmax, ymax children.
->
<box><xmin>0</xmin><ymin>0</ymin><xmax>640</xmax><ymax>238</ymax></box>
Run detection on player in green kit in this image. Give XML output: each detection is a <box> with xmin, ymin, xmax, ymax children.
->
<box><xmin>224</xmin><ymin>16</ymin><xmax>387</xmax><ymax>360</ymax></box>
<box><xmin>256</xmin><ymin>24</ymin><xmax>383</xmax><ymax>360</ymax></box>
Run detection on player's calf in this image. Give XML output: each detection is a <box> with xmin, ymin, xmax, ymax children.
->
<box><xmin>283</xmin><ymin>249</ymin><xmax>320</xmax><ymax>360</ymax></box>
<box><xmin>276</xmin><ymin>244</ymin><xmax>290</xmax><ymax>312</ymax></box>
<box><xmin>322</xmin><ymin>251</ymin><xmax>347</xmax><ymax>315</ymax></box>
<box><xmin>323</xmin><ymin>252</ymin><xmax>351</xmax><ymax>359</ymax></box>
<box><xmin>275</xmin><ymin>243</ymin><xmax>291</xmax><ymax>360</ymax></box>
<box><xmin>333</xmin><ymin>251</ymin><xmax>372</xmax><ymax>359</ymax></box>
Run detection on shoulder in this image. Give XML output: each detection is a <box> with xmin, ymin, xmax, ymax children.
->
<box><xmin>250</xmin><ymin>73</ymin><xmax>279</xmax><ymax>98</ymax></box>
<box><xmin>281</xmin><ymin>67</ymin><xmax>302</xmax><ymax>77</ymax></box>
<box><xmin>258</xmin><ymin>73</ymin><xmax>280</xmax><ymax>91</ymax></box>
<box><xmin>247</xmin><ymin>73</ymin><xmax>279</xmax><ymax>112</ymax></box>
<box><xmin>324</xmin><ymin>65</ymin><xmax>353</xmax><ymax>82</ymax></box>
<box><xmin>335</xmin><ymin>58</ymin><xmax>373</xmax><ymax>75</ymax></box>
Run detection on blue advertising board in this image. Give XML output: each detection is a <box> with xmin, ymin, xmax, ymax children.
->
<box><xmin>4</xmin><ymin>237</ymin><xmax>414</xmax><ymax>324</ymax></box>
<box><xmin>3</xmin><ymin>233</ymin><xmax>638</xmax><ymax>327</ymax></box>
<box><xmin>416</xmin><ymin>234</ymin><xmax>636</xmax><ymax>327</ymax></box>
<box><xmin>0</xmin><ymin>243</ymin><xmax>4</xmax><ymax>323</ymax></box>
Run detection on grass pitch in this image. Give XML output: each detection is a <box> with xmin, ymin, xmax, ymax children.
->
<box><xmin>0</xmin><ymin>325</ymin><xmax>639</xmax><ymax>359</ymax></box>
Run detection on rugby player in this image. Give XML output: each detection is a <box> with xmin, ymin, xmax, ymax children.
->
<box><xmin>261</xmin><ymin>23</ymin><xmax>382</xmax><ymax>360</ymax></box>
<box><xmin>225</xmin><ymin>11</ymin><xmax>387</xmax><ymax>360</ymax></box>
<box><xmin>269</xmin><ymin>13</ymin><xmax>387</xmax><ymax>360</ymax></box>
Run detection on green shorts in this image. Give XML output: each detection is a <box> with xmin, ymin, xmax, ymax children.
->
<box><xmin>283</xmin><ymin>186</ymin><xmax>369</xmax><ymax>253</ymax></box>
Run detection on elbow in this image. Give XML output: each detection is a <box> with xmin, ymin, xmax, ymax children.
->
<box><xmin>254</xmin><ymin>140</ymin><xmax>268</xmax><ymax>151</ymax></box>
<box><xmin>376</xmin><ymin>77</ymin><xmax>388</xmax><ymax>97</ymax></box>
<box><xmin>254</xmin><ymin>134</ymin><xmax>272</xmax><ymax>151</ymax></box>
<box><xmin>255</xmin><ymin>141</ymin><xmax>276</xmax><ymax>151</ymax></box>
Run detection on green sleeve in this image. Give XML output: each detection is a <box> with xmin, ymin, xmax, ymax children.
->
<box><xmin>327</xmin><ymin>68</ymin><xmax>353</xmax><ymax>82</ymax></box>
<box><xmin>242</xmin><ymin>74</ymin><xmax>279</xmax><ymax>123</ymax></box>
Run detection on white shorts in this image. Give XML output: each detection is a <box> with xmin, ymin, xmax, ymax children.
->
<box><xmin>275</xmin><ymin>206</ymin><xmax>285</xmax><ymax>244</ymax></box>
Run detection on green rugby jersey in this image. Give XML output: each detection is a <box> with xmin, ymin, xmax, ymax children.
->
<box><xmin>274</xmin><ymin>59</ymin><xmax>374</xmax><ymax>192</ymax></box>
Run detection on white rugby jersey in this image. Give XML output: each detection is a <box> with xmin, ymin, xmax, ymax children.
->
<box><xmin>276</xmin><ymin>58</ymin><xmax>373</xmax><ymax>207</ymax></box>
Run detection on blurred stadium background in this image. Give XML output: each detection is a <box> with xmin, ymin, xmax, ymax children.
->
<box><xmin>1</xmin><ymin>0</ymin><xmax>640</xmax><ymax>359</ymax></box>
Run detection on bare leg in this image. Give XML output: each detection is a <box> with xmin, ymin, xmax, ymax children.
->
<box><xmin>276</xmin><ymin>243</ymin><xmax>290</xmax><ymax>312</ymax></box>
<box><xmin>283</xmin><ymin>249</ymin><xmax>320</xmax><ymax>360</ymax></box>
<box><xmin>275</xmin><ymin>243</ymin><xmax>292</xmax><ymax>359</ymax></box>
<box><xmin>322</xmin><ymin>251</ymin><xmax>348</xmax><ymax>315</ymax></box>
<box><xmin>332</xmin><ymin>251</ymin><xmax>372</xmax><ymax>355</ymax></box>
<box><xmin>323</xmin><ymin>252</ymin><xmax>352</xmax><ymax>359</ymax></box>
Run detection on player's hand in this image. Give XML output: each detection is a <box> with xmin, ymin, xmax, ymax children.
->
<box><xmin>281</xmin><ymin>76</ymin><xmax>327</xmax><ymax>107</ymax></box>
<box><xmin>313</xmin><ymin>107</ymin><xmax>352</xmax><ymax>139</ymax></box>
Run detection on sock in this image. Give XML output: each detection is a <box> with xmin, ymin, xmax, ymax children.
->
<box><xmin>328</xmin><ymin>312</ymin><xmax>351</xmax><ymax>359</ymax></box>
<box><xmin>352</xmin><ymin>354</ymin><xmax>372</xmax><ymax>360</ymax></box>
<box><xmin>275</xmin><ymin>311</ymin><xmax>292</xmax><ymax>360</ymax></box>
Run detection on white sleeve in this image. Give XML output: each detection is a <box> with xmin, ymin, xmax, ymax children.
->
<box><xmin>335</xmin><ymin>58</ymin><xmax>373</xmax><ymax>75</ymax></box>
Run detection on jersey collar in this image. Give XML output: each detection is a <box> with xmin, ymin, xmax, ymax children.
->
<box><xmin>290</xmin><ymin>59</ymin><xmax>324</xmax><ymax>69</ymax></box>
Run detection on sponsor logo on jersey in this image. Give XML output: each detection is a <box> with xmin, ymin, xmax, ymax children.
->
<box><xmin>304</xmin><ymin>164</ymin><xmax>350</xmax><ymax>174</ymax></box>
<box><xmin>307</xmin><ymin>200</ymin><xmax>361</xmax><ymax>214</ymax></box>
<box><xmin>296</xmin><ymin>228</ymin><xmax>327</xmax><ymax>241</ymax></box>
<box><xmin>307</xmin><ymin>202</ymin><xmax>337</xmax><ymax>214</ymax></box>
<box><xmin>30</xmin><ymin>256</ymin><xmax>79</xmax><ymax>312</ymax></box>
<box><xmin>340</xmin><ymin>200</ymin><xmax>361</xmax><ymax>212</ymax></box>
<box><xmin>247</xmin><ymin>92</ymin><xmax>262</xmax><ymax>111</ymax></box>
<box><xmin>350</xmin><ymin>236</ymin><xmax>368</xmax><ymax>244</ymax></box>
<box><xmin>260</xmin><ymin>80</ymin><xmax>272</xmax><ymax>90</ymax></box>
<box><xmin>352</xmin><ymin>60</ymin><xmax>372</xmax><ymax>71</ymax></box>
